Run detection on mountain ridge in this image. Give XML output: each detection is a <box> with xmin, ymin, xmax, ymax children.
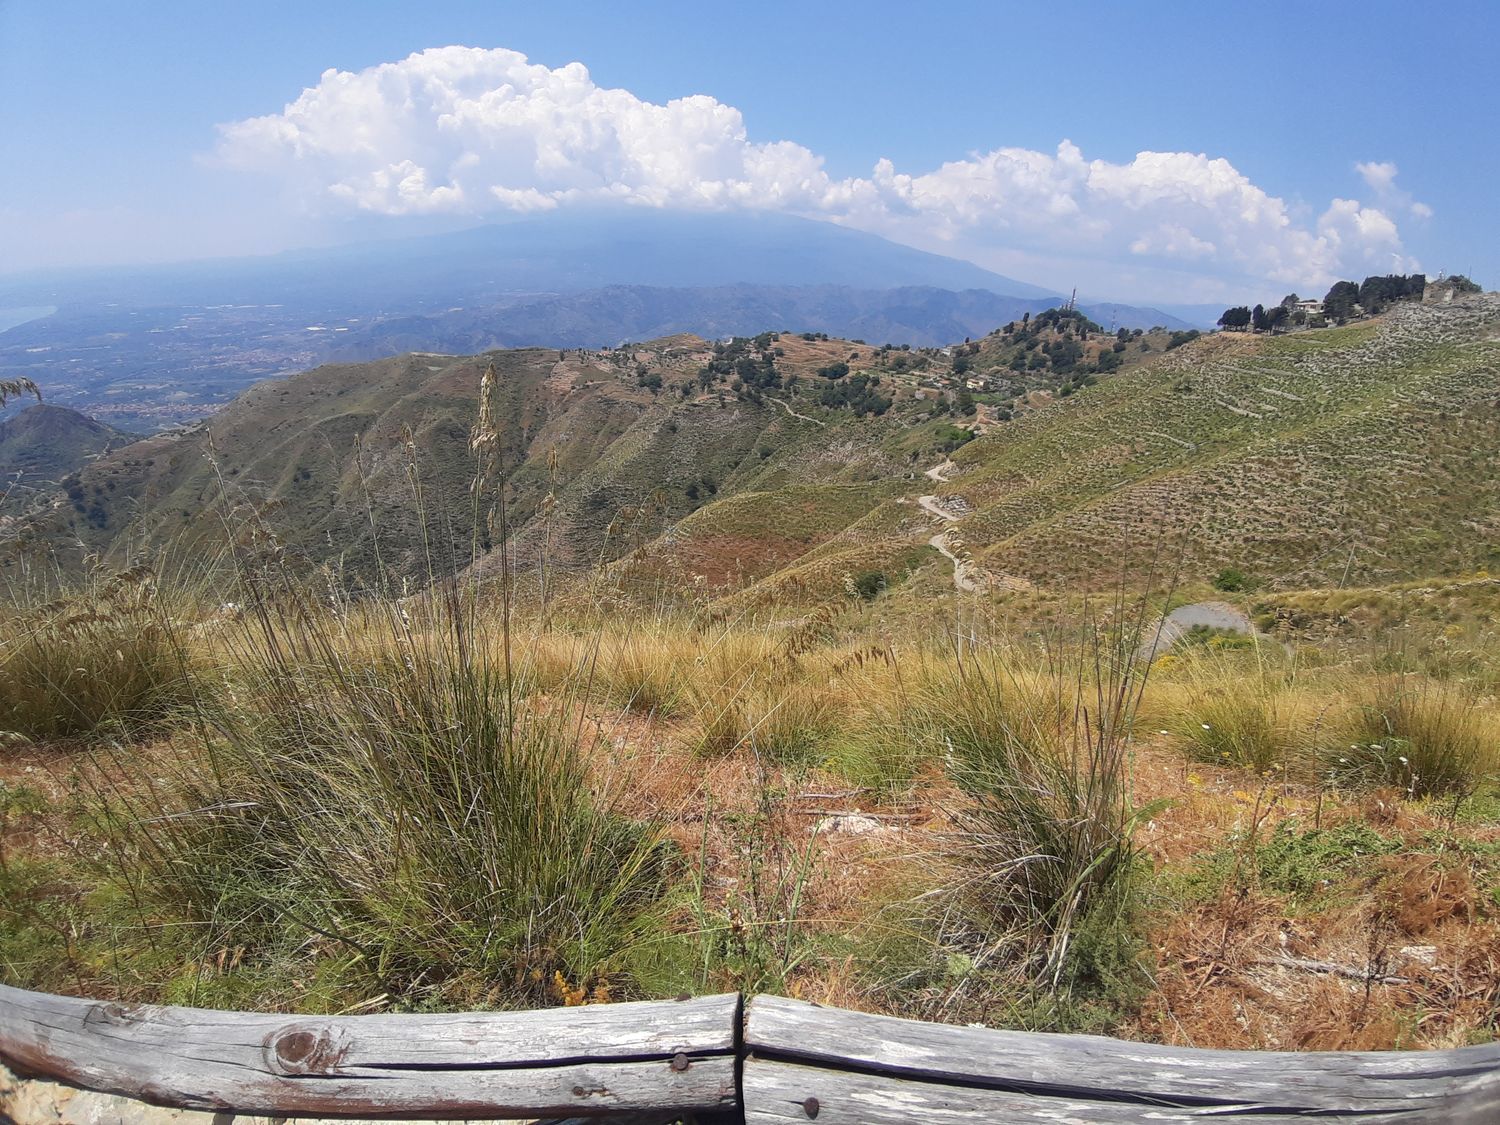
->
<box><xmin>9</xmin><ymin>295</ymin><xmax>1495</xmax><ymax>609</ymax></box>
<box><xmin>0</xmin><ymin>211</ymin><xmax>1057</xmax><ymax>310</ymax></box>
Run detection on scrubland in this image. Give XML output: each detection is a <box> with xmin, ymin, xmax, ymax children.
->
<box><xmin>4</xmin><ymin>302</ymin><xmax>1499</xmax><ymax>1051</ymax></box>
<box><xmin>2</xmin><ymin>566</ymin><xmax>1497</xmax><ymax>1050</ymax></box>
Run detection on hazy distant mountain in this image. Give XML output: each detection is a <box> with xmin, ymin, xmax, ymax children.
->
<box><xmin>0</xmin><ymin>211</ymin><xmax>1190</xmax><ymax>432</ymax></box>
<box><xmin>0</xmin><ymin>211</ymin><xmax>1058</xmax><ymax>312</ymax></box>
<box><xmin>328</xmin><ymin>284</ymin><xmax>1190</xmax><ymax>356</ymax></box>
<box><xmin>1148</xmin><ymin>302</ymin><xmax>1234</xmax><ymax>330</ymax></box>
<box><xmin>0</xmin><ymin>281</ymin><xmax>1188</xmax><ymax>435</ymax></box>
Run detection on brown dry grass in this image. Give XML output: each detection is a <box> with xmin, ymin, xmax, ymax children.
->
<box><xmin>4</xmin><ymin>611</ymin><xmax>1497</xmax><ymax>1048</ymax></box>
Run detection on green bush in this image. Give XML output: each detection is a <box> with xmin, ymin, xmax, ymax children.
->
<box><xmin>1212</xmin><ymin>567</ymin><xmax>1250</xmax><ymax>592</ymax></box>
<box><xmin>851</xmin><ymin>569</ymin><xmax>887</xmax><ymax>600</ymax></box>
<box><xmin>1252</xmin><ymin>821</ymin><xmax>1401</xmax><ymax>899</ymax></box>
<box><xmin>96</xmin><ymin>592</ymin><xmax>673</xmax><ymax>1006</ymax></box>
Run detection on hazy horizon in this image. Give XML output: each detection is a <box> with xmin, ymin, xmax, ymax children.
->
<box><xmin>4</xmin><ymin>1</ymin><xmax>1496</xmax><ymax>304</ymax></box>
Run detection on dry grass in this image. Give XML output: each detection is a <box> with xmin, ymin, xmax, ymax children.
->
<box><xmin>0</xmin><ymin>569</ymin><xmax>195</xmax><ymax>743</ymax></box>
<box><xmin>3</xmin><ymin>589</ymin><xmax>1498</xmax><ymax>1046</ymax></box>
<box><xmin>1335</xmin><ymin>678</ymin><xmax>1498</xmax><ymax>798</ymax></box>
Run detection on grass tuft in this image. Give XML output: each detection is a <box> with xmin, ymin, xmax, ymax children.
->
<box><xmin>0</xmin><ymin>568</ymin><xmax>193</xmax><ymax>743</ymax></box>
<box><xmin>1329</xmin><ymin>679</ymin><xmax>1496</xmax><ymax>798</ymax></box>
<box><xmin>923</xmin><ymin>610</ymin><xmax>1158</xmax><ymax>1027</ymax></box>
<box><xmin>90</xmin><ymin>588</ymin><xmax>672</xmax><ymax>1008</ymax></box>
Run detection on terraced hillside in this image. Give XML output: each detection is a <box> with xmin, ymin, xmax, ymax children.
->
<box><xmin>926</xmin><ymin>296</ymin><xmax>1500</xmax><ymax>592</ymax></box>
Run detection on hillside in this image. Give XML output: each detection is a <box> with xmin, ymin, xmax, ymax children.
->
<box><xmin>8</xmin><ymin>336</ymin><xmax>924</xmax><ymax>584</ymax></box>
<box><xmin>0</xmin><ymin>404</ymin><xmax>136</xmax><ymax>505</ymax></box>
<box><xmin>11</xmin><ymin>296</ymin><xmax>1496</xmax><ymax>608</ymax></box>
<box><xmin>6</xmin><ymin>296</ymin><xmax>1500</xmax><ymax>1066</ymax></box>
<box><xmin>932</xmin><ymin>294</ymin><xmax>1500</xmax><ymax>593</ymax></box>
<box><xmin>323</xmin><ymin>284</ymin><xmax>1188</xmax><ymax>359</ymax></box>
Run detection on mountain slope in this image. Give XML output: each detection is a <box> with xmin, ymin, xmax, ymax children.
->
<box><xmin>10</xmin><ymin>336</ymin><xmax>911</xmax><ymax>584</ymax></box>
<box><xmin>0</xmin><ymin>404</ymin><xmax>136</xmax><ymax>492</ymax></box>
<box><xmin>15</xmin><ymin>294</ymin><xmax>1492</xmax><ymax>606</ymax></box>
<box><xmin>933</xmin><ymin>295</ymin><xmax>1500</xmax><ymax>591</ymax></box>
<box><xmin>0</xmin><ymin>211</ymin><xmax>1056</xmax><ymax>311</ymax></box>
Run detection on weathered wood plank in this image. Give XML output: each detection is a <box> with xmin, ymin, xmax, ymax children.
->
<box><xmin>0</xmin><ymin>984</ymin><xmax>739</xmax><ymax>1118</ymax></box>
<box><xmin>741</xmin><ymin>1057</ymin><xmax>1439</xmax><ymax>1124</ymax></box>
<box><xmin>744</xmin><ymin>996</ymin><xmax>1500</xmax><ymax>1116</ymax></box>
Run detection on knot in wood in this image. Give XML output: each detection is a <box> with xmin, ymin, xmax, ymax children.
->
<box><xmin>266</xmin><ymin>1025</ymin><xmax>348</xmax><ymax>1075</ymax></box>
<box><xmin>276</xmin><ymin>1031</ymin><xmax>317</xmax><ymax>1065</ymax></box>
<box><xmin>802</xmin><ymin>1095</ymin><xmax>820</xmax><ymax>1118</ymax></box>
<box><xmin>83</xmin><ymin>1001</ymin><xmax>147</xmax><ymax>1027</ymax></box>
<box><xmin>670</xmin><ymin>1051</ymin><xmax>691</xmax><ymax>1072</ymax></box>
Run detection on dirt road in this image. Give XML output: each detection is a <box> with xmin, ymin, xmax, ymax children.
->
<box><xmin>918</xmin><ymin>464</ymin><xmax>985</xmax><ymax>592</ymax></box>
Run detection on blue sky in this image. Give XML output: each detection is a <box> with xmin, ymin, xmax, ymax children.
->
<box><xmin>1</xmin><ymin>0</ymin><xmax>1494</xmax><ymax>302</ymax></box>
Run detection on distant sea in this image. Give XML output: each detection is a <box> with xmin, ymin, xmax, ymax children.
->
<box><xmin>0</xmin><ymin>305</ymin><xmax>57</xmax><ymax>334</ymax></box>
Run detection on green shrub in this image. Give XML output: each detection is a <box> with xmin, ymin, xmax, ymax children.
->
<box><xmin>1252</xmin><ymin>821</ymin><xmax>1401</xmax><ymax>899</ymax></box>
<box><xmin>1212</xmin><ymin>567</ymin><xmax>1250</xmax><ymax>592</ymax></box>
<box><xmin>96</xmin><ymin>592</ymin><xmax>673</xmax><ymax>1006</ymax></box>
<box><xmin>851</xmin><ymin>569</ymin><xmax>887</xmax><ymax>600</ymax></box>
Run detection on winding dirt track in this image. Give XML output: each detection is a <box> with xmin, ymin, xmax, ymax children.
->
<box><xmin>917</xmin><ymin>461</ymin><xmax>985</xmax><ymax>593</ymax></box>
<box><xmin>767</xmin><ymin>396</ymin><xmax>826</xmax><ymax>426</ymax></box>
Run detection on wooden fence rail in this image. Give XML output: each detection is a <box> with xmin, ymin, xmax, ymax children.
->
<box><xmin>0</xmin><ymin>984</ymin><xmax>739</xmax><ymax>1122</ymax></box>
<box><xmin>4</xmin><ymin>982</ymin><xmax>1500</xmax><ymax>1122</ymax></box>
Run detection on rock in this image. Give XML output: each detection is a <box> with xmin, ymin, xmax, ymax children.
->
<box><xmin>813</xmin><ymin>813</ymin><xmax>890</xmax><ymax>836</ymax></box>
<box><xmin>1398</xmin><ymin>945</ymin><xmax>1439</xmax><ymax>967</ymax></box>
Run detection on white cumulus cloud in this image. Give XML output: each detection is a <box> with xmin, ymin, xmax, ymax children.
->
<box><xmin>1355</xmin><ymin>159</ymin><xmax>1433</xmax><ymax>223</ymax></box>
<box><xmin>215</xmin><ymin>47</ymin><xmax>1425</xmax><ymax>299</ymax></box>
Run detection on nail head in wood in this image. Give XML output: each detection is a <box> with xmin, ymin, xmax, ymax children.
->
<box><xmin>671</xmin><ymin>1052</ymin><xmax>690</xmax><ymax>1072</ymax></box>
<box><xmin>802</xmin><ymin>1094</ymin><xmax>820</xmax><ymax>1118</ymax></box>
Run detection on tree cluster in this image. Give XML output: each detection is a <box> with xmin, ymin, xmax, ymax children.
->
<box><xmin>1219</xmin><ymin>303</ymin><xmax>1290</xmax><ymax>333</ymax></box>
<box><xmin>697</xmin><ymin>337</ymin><xmax>781</xmax><ymax>392</ymax></box>
<box><xmin>1321</xmin><ymin>274</ymin><xmax>1427</xmax><ymax>323</ymax></box>
<box><xmin>816</xmin><ymin>372</ymin><xmax>892</xmax><ymax>416</ymax></box>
